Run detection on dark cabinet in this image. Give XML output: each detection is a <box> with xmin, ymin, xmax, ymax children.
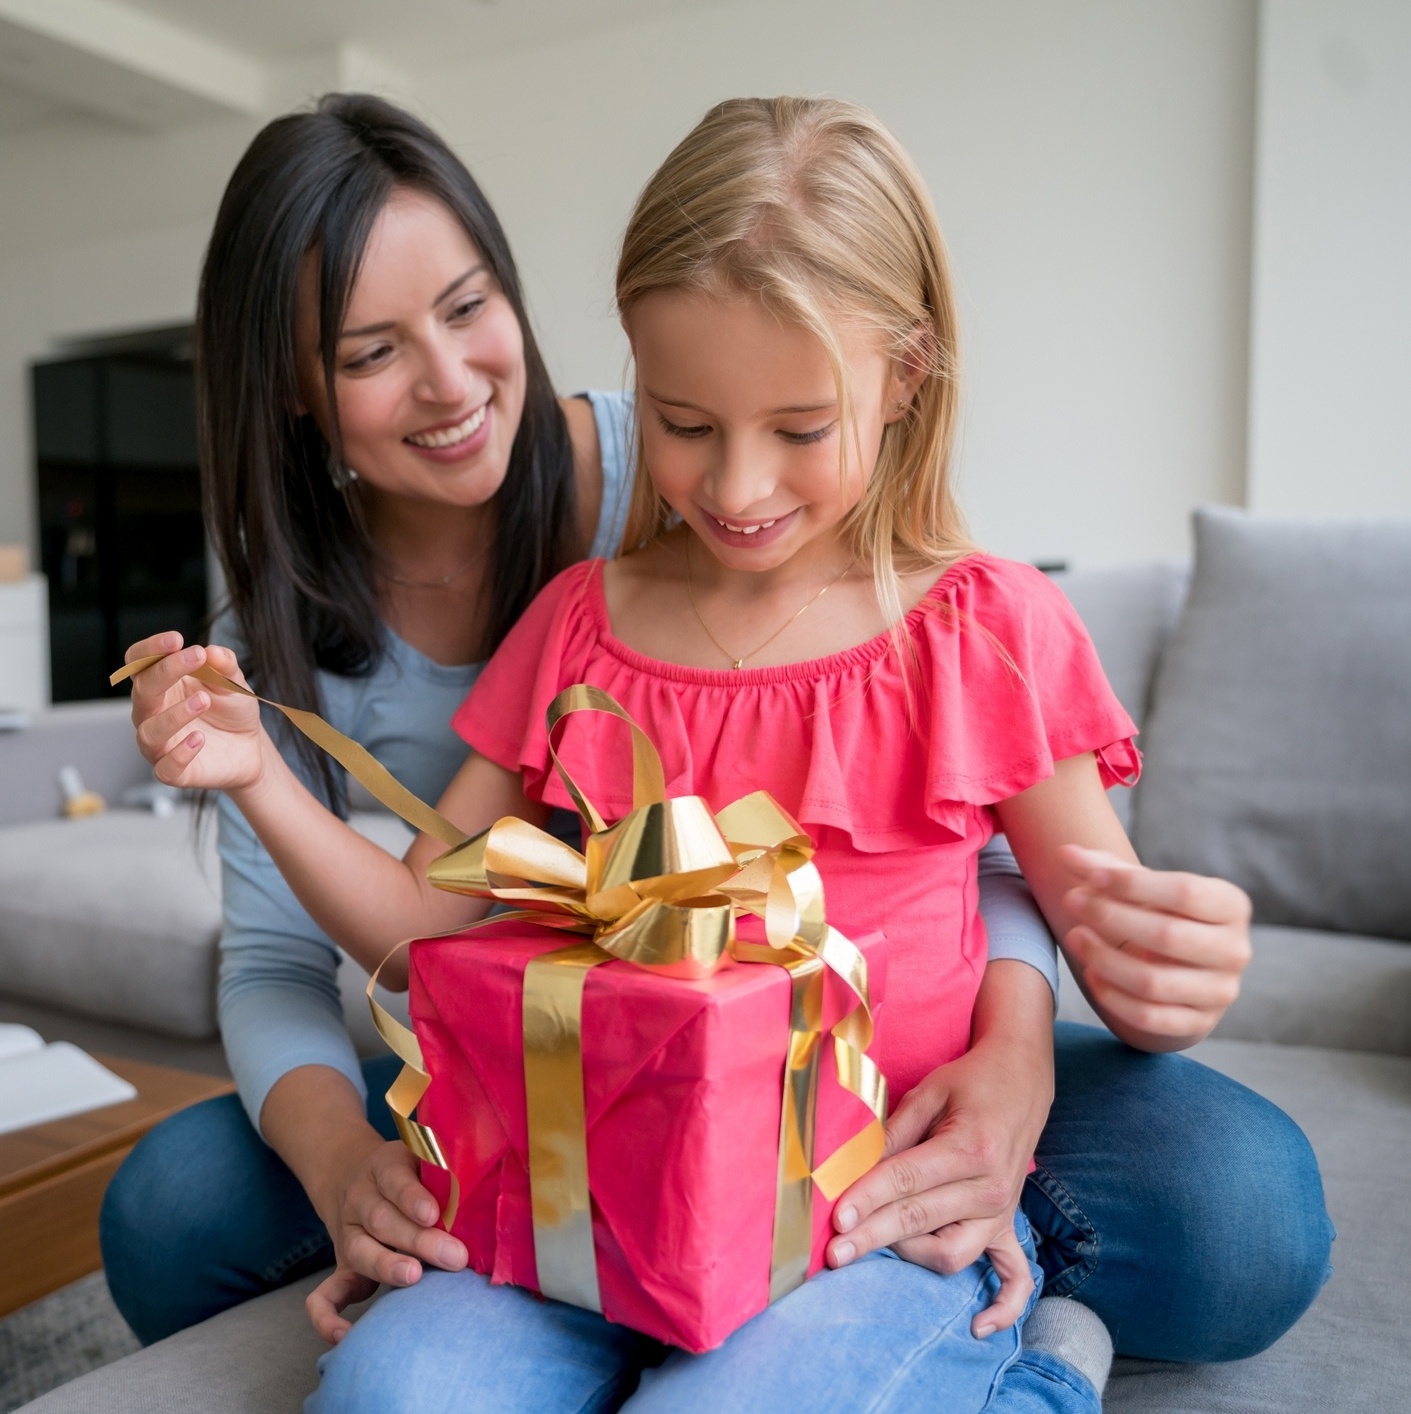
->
<box><xmin>33</xmin><ymin>345</ymin><xmax>207</xmax><ymax>702</ymax></box>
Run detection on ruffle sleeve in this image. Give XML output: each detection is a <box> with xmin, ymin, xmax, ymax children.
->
<box><xmin>914</xmin><ymin>557</ymin><xmax>1141</xmax><ymax>831</ymax></box>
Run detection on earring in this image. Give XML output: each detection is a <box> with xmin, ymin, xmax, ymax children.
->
<box><xmin>326</xmin><ymin>445</ymin><xmax>359</xmax><ymax>490</ymax></box>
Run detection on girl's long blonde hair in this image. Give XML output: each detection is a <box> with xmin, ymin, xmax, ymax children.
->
<box><xmin>615</xmin><ymin>96</ymin><xmax>973</xmax><ymax>633</ymax></box>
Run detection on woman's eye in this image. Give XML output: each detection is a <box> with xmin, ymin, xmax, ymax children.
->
<box><xmin>779</xmin><ymin>422</ymin><xmax>837</xmax><ymax>445</ymax></box>
<box><xmin>657</xmin><ymin>414</ymin><xmax>711</xmax><ymax>439</ymax></box>
<box><xmin>343</xmin><ymin>345</ymin><xmax>392</xmax><ymax>373</ymax></box>
<box><xmin>450</xmin><ymin>296</ymin><xmax>485</xmax><ymax>321</ymax></box>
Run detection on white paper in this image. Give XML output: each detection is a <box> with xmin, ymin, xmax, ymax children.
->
<box><xmin>0</xmin><ymin>1023</ymin><xmax>44</xmax><ymax>1063</ymax></box>
<box><xmin>0</xmin><ymin>1041</ymin><xmax>138</xmax><ymax>1135</ymax></box>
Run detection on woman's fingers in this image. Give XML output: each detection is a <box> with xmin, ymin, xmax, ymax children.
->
<box><xmin>128</xmin><ymin>643</ymin><xmax>208</xmax><ymax>717</ymax></box>
<box><xmin>1080</xmin><ymin>961</ymin><xmax>1210</xmax><ymax>1038</ymax></box>
<box><xmin>374</xmin><ymin>1146</ymin><xmax>444</xmax><ymax>1228</ymax></box>
<box><xmin>828</xmin><ymin>1173</ymin><xmax>1007</xmax><ymax>1267</ymax></box>
<box><xmin>972</xmin><ymin>1225</ymin><xmax>1035</xmax><ymax>1338</ymax></box>
<box><xmin>891</xmin><ymin>1219</ymin><xmax>990</xmax><ymax>1277</ymax></box>
<box><xmin>305</xmin><ymin>1267</ymin><xmax>378</xmax><ymax>1345</ymax></box>
<box><xmin>343</xmin><ymin>1225</ymin><xmax>423</xmax><ymax>1288</ymax></box>
<box><xmin>151</xmin><ymin>731</ymin><xmax>206</xmax><ymax>786</ymax></box>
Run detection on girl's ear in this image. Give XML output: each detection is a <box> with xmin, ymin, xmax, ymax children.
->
<box><xmin>884</xmin><ymin>324</ymin><xmax>934</xmax><ymax>423</ymax></box>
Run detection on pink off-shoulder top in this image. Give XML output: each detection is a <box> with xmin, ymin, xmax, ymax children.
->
<box><xmin>453</xmin><ymin>554</ymin><xmax>1139</xmax><ymax>1103</ymax></box>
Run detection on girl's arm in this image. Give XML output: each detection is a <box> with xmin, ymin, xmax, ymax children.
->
<box><xmin>127</xmin><ymin>636</ymin><xmax>546</xmax><ymax>985</ymax></box>
<box><xmin>995</xmin><ymin>753</ymin><xmax>1252</xmax><ymax>1053</ymax></box>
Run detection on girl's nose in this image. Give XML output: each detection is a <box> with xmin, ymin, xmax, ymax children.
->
<box><xmin>707</xmin><ymin>437</ymin><xmax>778</xmax><ymax>517</ymax></box>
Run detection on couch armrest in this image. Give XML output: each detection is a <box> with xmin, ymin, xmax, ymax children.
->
<box><xmin>0</xmin><ymin>700</ymin><xmax>152</xmax><ymax>827</ymax></box>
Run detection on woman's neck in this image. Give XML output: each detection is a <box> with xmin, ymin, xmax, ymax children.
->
<box><xmin>362</xmin><ymin>487</ymin><xmax>496</xmax><ymax>667</ymax></box>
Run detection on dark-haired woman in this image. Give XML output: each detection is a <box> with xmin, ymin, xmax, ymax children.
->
<box><xmin>104</xmin><ymin>95</ymin><xmax>1330</xmax><ymax>1375</ymax></box>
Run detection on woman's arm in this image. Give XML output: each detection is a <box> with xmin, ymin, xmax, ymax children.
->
<box><xmin>995</xmin><ymin>753</ymin><xmax>1252</xmax><ymax>1052</ymax></box>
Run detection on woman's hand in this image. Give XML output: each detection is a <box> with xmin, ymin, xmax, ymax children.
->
<box><xmin>304</xmin><ymin>1137</ymin><xmax>469</xmax><ymax>1344</ymax></box>
<box><xmin>1060</xmin><ymin>845</ymin><xmax>1252</xmax><ymax>1052</ymax></box>
<box><xmin>825</xmin><ymin>961</ymin><xmax>1052</xmax><ymax>1336</ymax></box>
<box><xmin>124</xmin><ymin>632</ymin><xmax>269</xmax><ymax>793</ymax></box>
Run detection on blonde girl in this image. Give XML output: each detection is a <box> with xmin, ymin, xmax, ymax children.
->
<box><xmin>127</xmin><ymin>99</ymin><xmax>1286</xmax><ymax>1412</ymax></box>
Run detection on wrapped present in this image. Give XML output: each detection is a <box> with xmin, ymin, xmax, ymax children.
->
<box><xmin>108</xmin><ymin>657</ymin><xmax>889</xmax><ymax>1352</ymax></box>
<box><xmin>407</xmin><ymin>918</ymin><xmax>886</xmax><ymax>1352</ymax></box>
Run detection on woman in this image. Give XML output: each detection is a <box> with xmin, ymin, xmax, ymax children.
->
<box><xmin>103</xmin><ymin>95</ymin><xmax>1331</xmax><ymax>1368</ymax></box>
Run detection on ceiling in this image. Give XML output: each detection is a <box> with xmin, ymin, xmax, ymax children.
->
<box><xmin>0</xmin><ymin>0</ymin><xmax>719</xmax><ymax>134</ymax></box>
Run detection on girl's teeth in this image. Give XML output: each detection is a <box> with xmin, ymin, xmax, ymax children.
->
<box><xmin>720</xmin><ymin>518</ymin><xmax>778</xmax><ymax>535</ymax></box>
<box><xmin>408</xmin><ymin>404</ymin><xmax>486</xmax><ymax>448</ymax></box>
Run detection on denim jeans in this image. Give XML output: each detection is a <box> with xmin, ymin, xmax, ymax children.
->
<box><xmin>101</xmin><ymin>1024</ymin><xmax>1333</xmax><ymax>1364</ymax></box>
<box><xmin>305</xmin><ymin>1213</ymin><xmax>1099</xmax><ymax>1414</ymax></box>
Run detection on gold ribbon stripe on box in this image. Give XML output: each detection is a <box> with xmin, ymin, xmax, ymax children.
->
<box><xmin>112</xmin><ymin>661</ymin><xmax>887</xmax><ymax>1312</ymax></box>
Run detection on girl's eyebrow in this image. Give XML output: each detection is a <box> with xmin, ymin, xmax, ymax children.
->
<box><xmin>340</xmin><ymin>264</ymin><xmax>487</xmax><ymax>338</ymax></box>
<box><xmin>643</xmin><ymin>388</ymin><xmax>837</xmax><ymax>416</ymax></box>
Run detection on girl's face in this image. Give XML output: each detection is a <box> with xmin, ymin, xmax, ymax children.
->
<box><xmin>296</xmin><ymin>188</ymin><xmax>527</xmax><ymax>512</ymax></box>
<box><xmin>627</xmin><ymin>289</ymin><xmax>918</xmax><ymax>574</ymax></box>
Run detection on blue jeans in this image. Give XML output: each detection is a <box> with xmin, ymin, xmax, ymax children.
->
<box><xmin>101</xmin><ymin>1024</ymin><xmax>1333</xmax><ymax>1362</ymax></box>
<box><xmin>305</xmin><ymin>1214</ymin><xmax>1097</xmax><ymax>1414</ymax></box>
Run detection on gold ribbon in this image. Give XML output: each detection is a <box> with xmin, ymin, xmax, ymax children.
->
<box><xmin>111</xmin><ymin>661</ymin><xmax>887</xmax><ymax>1311</ymax></box>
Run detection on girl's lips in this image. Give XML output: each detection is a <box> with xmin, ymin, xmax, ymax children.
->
<box><xmin>403</xmin><ymin>402</ymin><xmax>493</xmax><ymax>464</ymax></box>
<box><xmin>699</xmin><ymin>508</ymin><xmax>801</xmax><ymax>550</ymax></box>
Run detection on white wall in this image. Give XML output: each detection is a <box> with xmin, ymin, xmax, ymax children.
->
<box><xmin>1247</xmin><ymin>0</ymin><xmax>1411</xmax><ymax>518</ymax></box>
<box><xmin>0</xmin><ymin>0</ymin><xmax>1259</xmax><ymax>569</ymax></box>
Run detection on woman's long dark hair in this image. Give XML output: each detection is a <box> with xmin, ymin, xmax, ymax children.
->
<box><xmin>198</xmin><ymin>93</ymin><xmax>575</xmax><ymax>801</ymax></box>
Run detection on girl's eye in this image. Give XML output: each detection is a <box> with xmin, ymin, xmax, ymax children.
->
<box><xmin>779</xmin><ymin>422</ymin><xmax>837</xmax><ymax>446</ymax></box>
<box><xmin>657</xmin><ymin>413</ymin><xmax>711</xmax><ymax>439</ymax></box>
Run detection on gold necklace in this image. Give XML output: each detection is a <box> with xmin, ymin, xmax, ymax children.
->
<box><xmin>379</xmin><ymin>542</ymin><xmax>489</xmax><ymax>590</ymax></box>
<box><xmin>685</xmin><ymin>537</ymin><xmax>851</xmax><ymax>669</ymax></box>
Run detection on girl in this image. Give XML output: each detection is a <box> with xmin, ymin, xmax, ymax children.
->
<box><xmin>122</xmin><ymin>97</ymin><xmax>1329</xmax><ymax>1407</ymax></box>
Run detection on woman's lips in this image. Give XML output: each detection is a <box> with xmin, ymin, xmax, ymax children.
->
<box><xmin>699</xmin><ymin>508</ymin><xmax>800</xmax><ymax>550</ymax></box>
<box><xmin>403</xmin><ymin>402</ymin><xmax>492</xmax><ymax>463</ymax></box>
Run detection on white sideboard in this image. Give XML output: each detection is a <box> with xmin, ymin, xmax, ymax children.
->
<box><xmin>0</xmin><ymin>575</ymin><xmax>50</xmax><ymax>711</ymax></box>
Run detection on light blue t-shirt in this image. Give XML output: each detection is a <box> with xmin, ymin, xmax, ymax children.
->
<box><xmin>216</xmin><ymin>389</ymin><xmax>1055</xmax><ymax>1134</ymax></box>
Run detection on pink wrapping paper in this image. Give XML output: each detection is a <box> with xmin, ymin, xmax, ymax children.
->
<box><xmin>408</xmin><ymin>919</ymin><xmax>887</xmax><ymax>1352</ymax></box>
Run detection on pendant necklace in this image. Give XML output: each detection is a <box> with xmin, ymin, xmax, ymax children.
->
<box><xmin>685</xmin><ymin>536</ymin><xmax>852</xmax><ymax>670</ymax></box>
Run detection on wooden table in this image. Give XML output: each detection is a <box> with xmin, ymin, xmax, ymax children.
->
<box><xmin>0</xmin><ymin>1056</ymin><xmax>233</xmax><ymax>1318</ymax></box>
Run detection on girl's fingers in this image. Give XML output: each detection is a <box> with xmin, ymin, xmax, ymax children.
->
<box><xmin>1083</xmin><ymin>967</ymin><xmax>1210</xmax><ymax>1038</ymax></box>
<box><xmin>152</xmin><ymin>732</ymin><xmax>204</xmax><ymax>786</ymax></box>
<box><xmin>972</xmin><ymin>1226</ymin><xmax>1034</xmax><ymax>1337</ymax></box>
<box><xmin>128</xmin><ymin>644</ymin><xmax>208</xmax><ymax>713</ymax></box>
<box><xmin>1066</xmin><ymin>926</ymin><xmax>1241</xmax><ymax>1010</ymax></box>
<box><xmin>136</xmin><ymin>692</ymin><xmax>210</xmax><ymax>756</ymax></box>
<box><xmin>1064</xmin><ymin>889</ymin><xmax>1251</xmax><ymax>971</ymax></box>
<box><xmin>1061</xmin><ymin>846</ymin><xmax>1250</xmax><ymax>926</ymax></box>
<box><xmin>124</xmin><ymin>631</ymin><xmax>184</xmax><ymax>665</ymax></box>
<box><xmin>305</xmin><ymin>1267</ymin><xmax>378</xmax><ymax>1345</ymax></box>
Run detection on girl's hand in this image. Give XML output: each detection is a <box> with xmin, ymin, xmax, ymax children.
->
<box><xmin>824</xmin><ymin>1017</ymin><xmax>1047</xmax><ymax>1337</ymax></box>
<box><xmin>1060</xmin><ymin>844</ymin><xmax>1252</xmax><ymax>1052</ymax></box>
<box><xmin>125</xmin><ymin>632</ymin><xmax>269</xmax><ymax>794</ymax></box>
<box><xmin>305</xmin><ymin>1139</ymin><xmax>468</xmax><ymax>1344</ymax></box>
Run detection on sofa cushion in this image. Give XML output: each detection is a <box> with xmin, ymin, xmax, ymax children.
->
<box><xmin>0</xmin><ymin>810</ymin><xmax>222</xmax><ymax>1039</ymax></box>
<box><xmin>20</xmin><ymin>1039</ymin><xmax>1407</xmax><ymax>1414</ymax></box>
<box><xmin>1133</xmin><ymin>507</ymin><xmax>1411</xmax><ymax>940</ymax></box>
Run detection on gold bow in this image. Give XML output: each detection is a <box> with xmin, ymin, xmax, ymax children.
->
<box><xmin>110</xmin><ymin>660</ymin><xmax>887</xmax><ymax>1311</ymax></box>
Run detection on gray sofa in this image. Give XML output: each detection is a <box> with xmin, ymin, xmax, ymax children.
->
<box><xmin>4</xmin><ymin>507</ymin><xmax>1408</xmax><ymax>1412</ymax></box>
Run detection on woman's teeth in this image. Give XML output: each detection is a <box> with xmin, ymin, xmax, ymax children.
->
<box><xmin>406</xmin><ymin>404</ymin><xmax>487</xmax><ymax>448</ymax></box>
<box><xmin>715</xmin><ymin>516</ymin><xmax>779</xmax><ymax>536</ymax></box>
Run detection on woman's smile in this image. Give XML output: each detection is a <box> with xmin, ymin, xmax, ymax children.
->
<box><xmin>403</xmin><ymin>400</ymin><xmax>493</xmax><ymax>463</ymax></box>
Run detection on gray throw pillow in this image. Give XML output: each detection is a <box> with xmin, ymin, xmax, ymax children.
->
<box><xmin>1134</xmin><ymin>506</ymin><xmax>1411</xmax><ymax>940</ymax></box>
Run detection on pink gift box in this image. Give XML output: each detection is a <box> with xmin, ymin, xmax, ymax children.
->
<box><xmin>408</xmin><ymin>919</ymin><xmax>888</xmax><ymax>1352</ymax></box>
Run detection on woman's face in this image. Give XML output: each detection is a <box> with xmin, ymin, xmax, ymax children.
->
<box><xmin>296</xmin><ymin>188</ymin><xmax>527</xmax><ymax>511</ymax></box>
